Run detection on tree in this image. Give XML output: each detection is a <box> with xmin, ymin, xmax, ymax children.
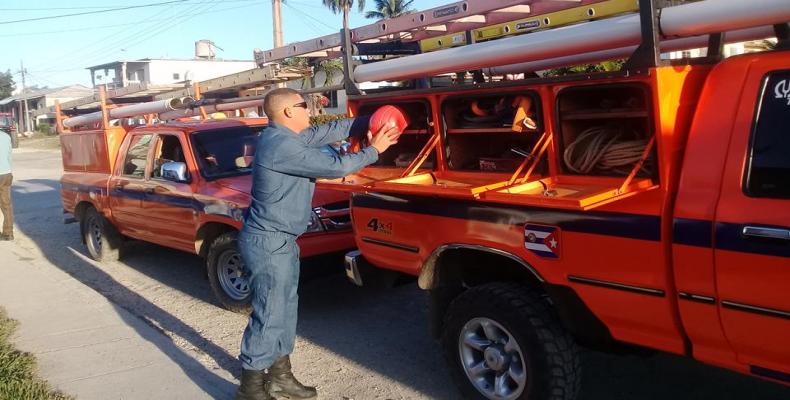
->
<box><xmin>543</xmin><ymin>60</ymin><xmax>625</xmax><ymax>77</ymax></box>
<box><xmin>322</xmin><ymin>0</ymin><xmax>366</xmax><ymax>32</ymax></box>
<box><xmin>321</xmin><ymin>0</ymin><xmax>366</xmax><ymax>15</ymax></box>
<box><xmin>365</xmin><ymin>0</ymin><xmax>414</xmax><ymax>19</ymax></box>
<box><xmin>0</xmin><ymin>70</ymin><xmax>15</xmax><ymax>99</ymax></box>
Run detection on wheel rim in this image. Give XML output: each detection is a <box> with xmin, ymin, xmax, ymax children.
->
<box><xmin>458</xmin><ymin>317</ymin><xmax>527</xmax><ymax>400</ymax></box>
<box><xmin>217</xmin><ymin>249</ymin><xmax>249</xmax><ymax>301</ymax></box>
<box><xmin>87</xmin><ymin>216</ymin><xmax>103</xmax><ymax>256</ymax></box>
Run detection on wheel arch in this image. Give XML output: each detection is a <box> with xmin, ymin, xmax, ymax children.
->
<box><xmin>195</xmin><ymin>222</ymin><xmax>237</xmax><ymax>257</ymax></box>
<box><xmin>418</xmin><ymin>243</ymin><xmax>544</xmax><ymax>291</ymax></box>
<box><xmin>75</xmin><ymin>200</ymin><xmax>99</xmax><ymax>244</ymax></box>
<box><xmin>421</xmin><ymin>243</ymin><xmax>613</xmax><ymax>349</ymax></box>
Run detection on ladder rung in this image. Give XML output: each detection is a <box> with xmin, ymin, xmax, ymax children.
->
<box><xmin>254</xmin><ymin>1</ymin><xmax>589</xmax><ymax>66</ymax></box>
<box><xmin>421</xmin><ymin>0</ymin><xmax>639</xmax><ymax>53</ymax></box>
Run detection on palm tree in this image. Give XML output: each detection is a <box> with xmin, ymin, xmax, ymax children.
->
<box><xmin>365</xmin><ymin>0</ymin><xmax>414</xmax><ymax>20</ymax></box>
<box><xmin>322</xmin><ymin>0</ymin><xmax>366</xmax><ymax>32</ymax></box>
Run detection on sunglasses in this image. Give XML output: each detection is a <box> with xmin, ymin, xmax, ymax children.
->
<box><xmin>291</xmin><ymin>102</ymin><xmax>308</xmax><ymax>109</ymax></box>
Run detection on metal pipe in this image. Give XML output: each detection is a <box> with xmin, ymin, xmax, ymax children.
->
<box><xmin>354</xmin><ymin>0</ymin><xmax>790</xmax><ymax>82</ymax></box>
<box><xmin>485</xmin><ymin>26</ymin><xmax>775</xmax><ymax>75</ymax></box>
<box><xmin>301</xmin><ymin>84</ymin><xmax>344</xmax><ymax>95</ymax></box>
<box><xmin>63</xmin><ymin>97</ymin><xmax>191</xmax><ymax>128</ymax></box>
<box><xmin>159</xmin><ymin>99</ymin><xmax>265</xmax><ymax>120</ymax></box>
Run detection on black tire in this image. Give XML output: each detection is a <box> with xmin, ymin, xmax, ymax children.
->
<box><xmin>441</xmin><ymin>283</ymin><xmax>581</xmax><ymax>400</ymax></box>
<box><xmin>81</xmin><ymin>207</ymin><xmax>123</xmax><ymax>262</ymax></box>
<box><xmin>206</xmin><ymin>231</ymin><xmax>252</xmax><ymax>314</ymax></box>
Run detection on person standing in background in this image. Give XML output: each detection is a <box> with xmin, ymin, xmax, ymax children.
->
<box><xmin>0</xmin><ymin>128</ymin><xmax>14</xmax><ymax>241</ymax></box>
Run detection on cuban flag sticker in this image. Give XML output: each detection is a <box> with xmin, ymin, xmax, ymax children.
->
<box><xmin>524</xmin><ymin>224</ymin><xmax>561</xmax><ymax>259</ymax></box>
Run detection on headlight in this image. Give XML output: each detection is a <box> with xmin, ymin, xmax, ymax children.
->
<box><xmin>305</xmin><ymin>209</ymin><xmax>325</xmax><ymax>233</ymax></box>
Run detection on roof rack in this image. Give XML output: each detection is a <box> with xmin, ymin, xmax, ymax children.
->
<box><xmin>39</xmin><ymin>0</ymin><xmax>789</xmax><ymax>117</ymax></box>
<box><xmin>37</xmin><ymin>64</ymin><xmax>309</xmax><ymax>117</ymax></box>
<box><xmin>253</xmin><ymin>0</ymin><xmax>788</xmax><ymax>93</ymax></box>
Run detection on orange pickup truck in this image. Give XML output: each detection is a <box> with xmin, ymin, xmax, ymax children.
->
<box><xmin>334</xmin><ymin>44</ymin><xmax>790</xmax><ymax>398</ymax></box>
<box><xmin>60</xmin><ymin>117</ymin><xmax>354</xmax><ymax>312</ymax></box>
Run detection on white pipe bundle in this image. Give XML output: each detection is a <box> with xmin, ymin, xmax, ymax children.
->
<box><xmin>159</xmin><ymin>99</ymin><xmax>265</xmax><ymax>120</ymax></box>
<box><xmin>63</xmin><ymin>97</ymin><xmax>192</xmax><ymax>128</ymax></box>
<box><xmin>485</xmin><ymin>26</ymin><xmax>775</xmax><ymax>75</ymax></box>
<box><xmin>354</xmin><ymin>0</ymin><xmax>790</xmax><ymax>82</ymax></box>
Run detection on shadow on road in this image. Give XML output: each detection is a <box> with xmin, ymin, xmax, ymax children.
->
<box><xmin>12</xmin><ymin>177</ymin><xmax>236</xmax><ymax>399</ymax></box>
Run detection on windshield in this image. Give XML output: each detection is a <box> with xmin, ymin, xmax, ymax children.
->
<box><xmin>190</xmin><ymin>126</ymin><xmax>263</xmax><ymax>180</ymax></box>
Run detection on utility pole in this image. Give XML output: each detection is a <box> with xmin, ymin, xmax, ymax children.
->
<box><xmin>18</xmin><ymin>60</ymin><xmax>31</xmax><ymax>134</ymax></box>
<box><xmin>272</xmin><ymin>0</ymin><xmax>285</xmax><ymax>88</ymax></box>
<box><xmin>272</xmin><ymin>0</ymin><xmax>283</xmax><ymax>48</ymax></box>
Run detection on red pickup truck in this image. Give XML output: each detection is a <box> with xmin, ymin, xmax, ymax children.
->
<box><xmin>334</xmin><ymin>44</ymin><xmax>790</xmax><ymax>398</ymax></box>
<box><xmin>60</xmin><ymin>117</ymin><xmax>354</xmax><ymax>312</ymax></box>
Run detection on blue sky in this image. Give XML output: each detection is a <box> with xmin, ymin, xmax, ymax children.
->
<box><xmin>0</xmin><ymin>0</ymin><xmax>447</xmax><ymax>90</ymax></box>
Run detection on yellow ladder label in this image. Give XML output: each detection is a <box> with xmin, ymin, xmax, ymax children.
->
<box><xmin>419</xmin><ymin>0</ymin><xmax>639</xmax><ymax>53</ymax></box>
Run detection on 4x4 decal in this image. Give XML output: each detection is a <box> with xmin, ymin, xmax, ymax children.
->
<box><xmin>366</xmin><ymin>218</ymin><xmax>393</xmax><ymax>235</ymax></box>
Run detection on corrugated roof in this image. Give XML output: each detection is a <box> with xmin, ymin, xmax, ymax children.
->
<box><xmin>0</xmin><ymin>85</ymin><xmax>92</xmax><ymax>105</ymax></box>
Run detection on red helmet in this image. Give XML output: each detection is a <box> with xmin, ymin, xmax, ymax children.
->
<box><xmin>369</xmin><ymin>105</ymin><xmax>409</xmax><ymax>135</ymax></box>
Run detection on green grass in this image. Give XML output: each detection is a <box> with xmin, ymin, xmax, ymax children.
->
<box><xmin>0</xmin><ymin>308</ymin><xmax>72</xmax><ymax>400</ymax></box>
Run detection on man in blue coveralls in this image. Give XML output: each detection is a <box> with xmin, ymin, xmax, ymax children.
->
<box><xmin>236</xmin><ymin>88</ymin><xmax>400</xmax><ymax>400</ymax></box>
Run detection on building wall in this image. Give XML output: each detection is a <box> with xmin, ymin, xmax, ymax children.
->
<box><xmin>146</xmin><ymin>60</ymin><xmax>256</xmax><ymax>85</ymax></box>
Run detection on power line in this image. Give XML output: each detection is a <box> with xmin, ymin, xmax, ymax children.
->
<box><xmin>0</xmin><ymin>0</ymin><xmax>191</xmax><ymax>25</ymax></box>
<box><xmin>282</xmin><ymin>3</ymin><xmax>327</xmax><ymax>36</ymax></box>
<box><xmin>25</xmin><ymin>0</ymin><xmax>204</xmax><ymax>72</ymax></box>
<box><xmin>284</xmin><ymin>2</ymin><xmax>338</xmax><ymax>32</ymax></box>
<box><xmin>0</xmin><ymin>19</ymin><xmax>174</xmax><ymax>39</ymax></box>
<box><xmin>29</xmin><ymin>0</ymin><xmax>251</xmax><ymax>84</ymax></box>
<box><xmin>25</xmin><ymin>4</ymin><xmax>186</xmax><ymax>72</ymax></box>
<box><xmin>0</xmin><ymin>0</ymin><xmax>263</xmax><ymax>37</ymax></box>
<box><xmin>0</xmin><ymin>6</ymin><xmax>120</xmax><ymax>11</ymax></box>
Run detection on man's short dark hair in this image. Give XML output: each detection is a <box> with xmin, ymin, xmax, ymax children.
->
<box><xmin>263</xmin><ymin>88</ymin><xmax>301</xmax><ymax>119</ymax></box>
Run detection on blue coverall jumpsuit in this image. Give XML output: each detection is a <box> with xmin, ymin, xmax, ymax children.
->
<box><xmin>239</xmin><ymin>118</ymin><xmax>378</xmax><ymax>371</ymax></box>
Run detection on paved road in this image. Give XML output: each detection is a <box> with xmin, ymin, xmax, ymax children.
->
<box><xmin>4</xmin><ymin>147</ymin><xmax>788</xmax><ymax>399</ymax></box>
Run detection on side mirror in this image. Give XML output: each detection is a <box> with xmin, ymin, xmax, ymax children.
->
<box><xmin>161</xmin><ymin>161</ymin><xmax>189</xmax><ymax>183</ymax></box>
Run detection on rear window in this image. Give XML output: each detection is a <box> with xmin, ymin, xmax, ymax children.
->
<box><xmin>191</xmin><ymin>126</ymin><xmax>263</xmax><ymax>180</ymax></box>
<box><xmin>0</xmin><ymin>117</ymin><xmax>13</xmax><ymax>127</ymax></box>
<box><xmin>744</xmin><ymin>70</ymin><xmax>790</xmax><ymax>199</ymax></box>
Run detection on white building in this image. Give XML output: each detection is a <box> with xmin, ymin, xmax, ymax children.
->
<box><xmin>88</xmin><ymin>58</ymin><xmax>257</xmax><ymax>90</ymax></box>
<box><xmin>0</xmin><ymin>85</ymin><xmax>93</xmax><ymax>133</ymax></box>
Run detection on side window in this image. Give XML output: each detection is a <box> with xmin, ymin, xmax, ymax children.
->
<box><xmin>744</xmin><ymin>71</ymin><xmax>790</xmax><ymax>199</ymax></box>
<box><xmin>152</xmin><ymin>135</ymin><xmax>187</xmax><ymax>179</ymax></box>
<box><xmin>122</xmin><ymin>134</ymin><xmax>153</xmax><ymax>178</ymax></box>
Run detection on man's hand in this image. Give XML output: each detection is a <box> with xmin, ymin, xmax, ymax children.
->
<box><xmin>368</xmin><ymin>123</ymin><xmax>400</xmax><ymax>154</ymax></box>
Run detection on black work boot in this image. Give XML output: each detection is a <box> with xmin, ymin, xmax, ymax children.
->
<box><xmin>265</xmin><ymin>356</ymin><xmax>317</xmax><ymax>399</ymax></box>
<box><xmin>236</xmin><ymin>369</ymin><xmax>274</xmax><ymax>400</ymax></box>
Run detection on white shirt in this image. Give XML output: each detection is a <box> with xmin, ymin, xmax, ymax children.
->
<box><xmin>0</xmin><ymin>131</ymin><xmax>12</xmax><ymax>175</ymax></box>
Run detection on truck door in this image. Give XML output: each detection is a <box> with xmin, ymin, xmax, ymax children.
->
<box><xmin>108</xmin><ymin>133</ymin><xmax>154</xmax><ymax>238</ymax></box>
<box><xmin>714</xmin><ymin>67</ymin><xmax>790</xmax><ymax>380</ymax></box>
<box><xmin>139</xmin><ymin>133</ymin><xmax>197</xmax><ymax>252</ymax></box>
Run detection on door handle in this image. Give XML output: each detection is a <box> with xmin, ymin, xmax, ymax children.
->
<box><xmin>114</xmin><ymin>183</ymin><xmax>125</xmax><ymax>191</ymax></box>
<box><xmin>145</xmin><ymin>187</ymin><xmax>155</xmax><ymax>194</ymax></box>
<box><xmin>742</xmin><ymin>226</ymin><xmax>790</xmax><ymax>241</ymax></box>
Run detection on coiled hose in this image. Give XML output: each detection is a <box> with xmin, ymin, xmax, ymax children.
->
<box><xmin>563</xmin><ymin>125</ymin><xmax>652</xmax><ymax>175</ymax></box>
